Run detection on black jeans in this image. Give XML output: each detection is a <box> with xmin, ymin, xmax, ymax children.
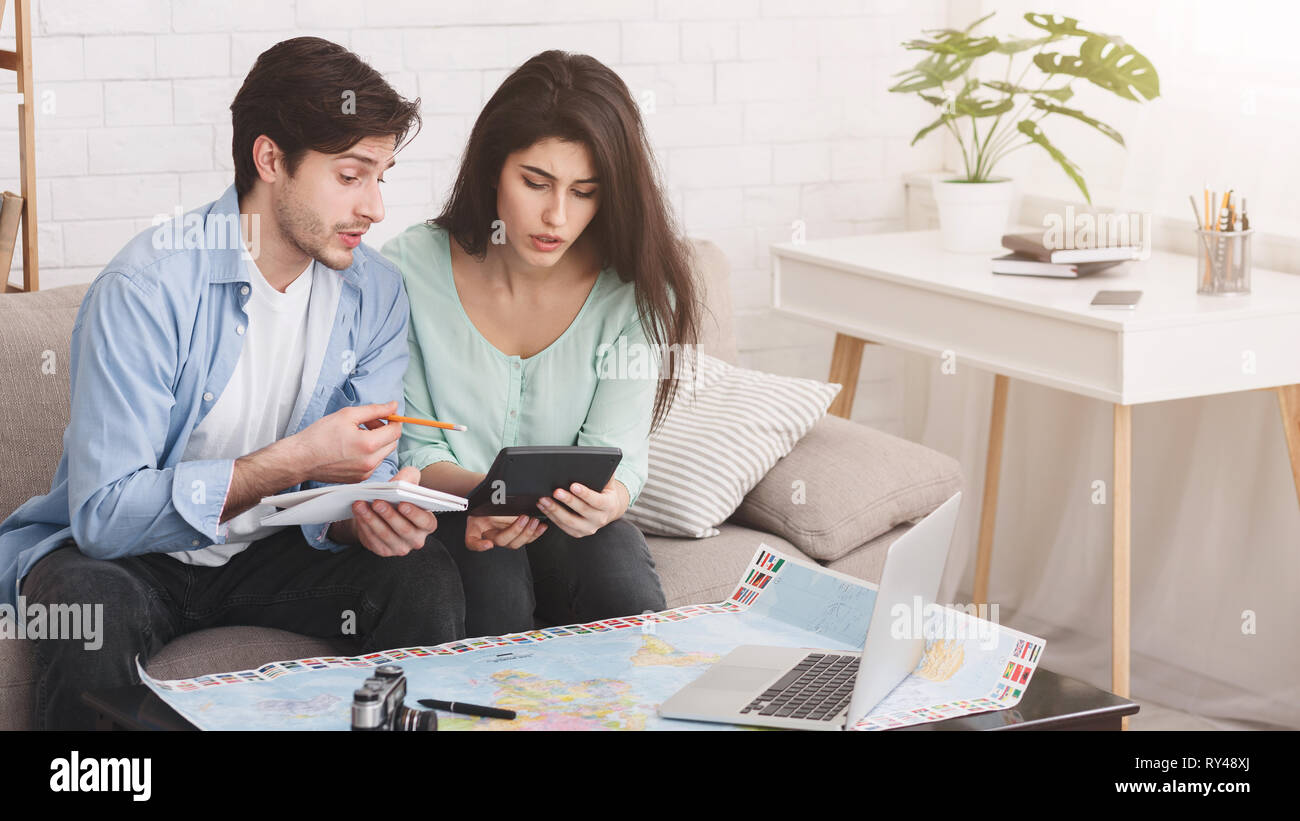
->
<box><xmin>20</xmin><ymin>528</ymin><xmax>465</xmax><ymax>730</ymax></box>
<box><xmin>432</xmin><ymin>513</ymin><xmax>667</xmax><ymax>638</ymax></box>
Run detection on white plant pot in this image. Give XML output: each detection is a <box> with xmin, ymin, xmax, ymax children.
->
<box><xmin>931</xmin><ymin>178</ymin><xmax>1015</xmax><ymax>254</ymax></box>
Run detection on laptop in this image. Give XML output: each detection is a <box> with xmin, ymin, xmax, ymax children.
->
<box><xmin>658</xmin><ymin>491</ymin><xmax>962</xmax><ymax>731</ymax></box>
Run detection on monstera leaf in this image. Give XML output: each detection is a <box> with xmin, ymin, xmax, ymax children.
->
<box><xmin>1034</xmin><ymin>35</ymin><xmax>1159</xmax><ymax>102</ymax></box>
<box><xmin>919</xmin><ymin>11</ymin><xmax>996</xmax><ymax>39</ymax></box>
<box><xmin>1023</xmin><ymin>13</ymin><xmax>1102</xmax><ymax>40</ymax></box>
<box><xmin>995</xmin><ymin>35</ymin><xmax>1053</xmax><ymax>54</ymax></box>
<box><xmin>910</xmin><ymin>79</ymin><xmax>1010</xmax><ymax>145</ymax></box>
<box><xmin>952</xmin><ymin>79</ymin><xmax>1014</xmax><ymax>117</ymax></box>
<box><xmin>911</xmin><ymin>113</ymin><xmax>955</xmax><ymax>146</ymax></box>
<box><xmin>902</xmin><ymin>33</ymin><xmax>1000</xmax><ymax>59</ymax></box>
<box><xmin>982</xmin><ymin>81</ymin><xmax>1074</xmax><ymax>102</ymax></box>
<box><xmin>1017</xmin><ymin>120</ymin><xmax>1090</xmax><ymax>202</ymax></box>
<box><xmin>1029</xmin><ymin>99</ymin><xmax>1124</xmax><ymax>145</ymax></box>
<box><xmin>904</xmin><ymin>12</ymin><xmax>1003</xmax><ymax>58</ymax></box>
<box><xmin>889</xmin><ymin>52</ymin><xmax>973</xmax><ymax>93</ymax></box>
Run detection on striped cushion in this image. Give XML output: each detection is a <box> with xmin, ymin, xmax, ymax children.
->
<box><xmin>626</xmin><ymin>354</ymin><xmax>841</xmax><ymax>538</ymax></box>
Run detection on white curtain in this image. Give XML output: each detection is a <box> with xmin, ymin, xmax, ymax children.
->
<box><xmin>902</xmin><ymin>349</ymin><xmax>1300</xmax><ymax>728</ymax></box>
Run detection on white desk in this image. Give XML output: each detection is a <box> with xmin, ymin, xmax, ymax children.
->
<box><xmin>771</xmin><ymin>230</ymin><xmax>1300</xmax><ymax>717</ymax></box>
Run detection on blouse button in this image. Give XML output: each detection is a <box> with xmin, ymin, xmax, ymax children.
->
<box><xmin>203</xmin><ymin>392</ymin><xmax>214</xmax><ymax>402</ymax></box>
<box><xmin>510</xmin><ymin>410</ymin><xmax>517</xmax><ymax>418</ymax></box>
<box><xmin>236</xmin><ymin>324</ymin><xmax>246</xmax><ymax>335</ymax></box>
<box><xmin>240</xmin><ymin>285</ymin><xmax>250</xmax><ymax>296</ymax></box>
<box><xmin>513</xmin><ymin>361</ymin><xmax>520</xmax><ymax>370</ymax></box>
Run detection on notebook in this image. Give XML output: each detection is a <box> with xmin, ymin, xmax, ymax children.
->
<box><xmin>1000</xmin><ymin>231</ymin><xmax>1142</xmax><ymax>264</ymax></box>
<box><xmin>991</xmin><ymin>252</ymin><xmax>1125</xmax><ymax>278</ymax></box>
<box><xmin>259</xmin><ymin>481</ymin><xmax>467</xmax><ymax>526</ymax></box>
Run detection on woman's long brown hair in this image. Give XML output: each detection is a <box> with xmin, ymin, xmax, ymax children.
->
<box><xmin>433</xmin><ymin>50</ymin><xmax>700</xmax><ymax>431</ymax></box>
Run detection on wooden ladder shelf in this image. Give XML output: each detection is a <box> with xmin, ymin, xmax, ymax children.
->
<box><xmin>1</xmin><ymin>0</ymin><xmax>37</xmax><ymax>292</ymax></box>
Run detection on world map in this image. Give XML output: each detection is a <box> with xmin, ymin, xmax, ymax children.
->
<box><xmin>141</xmin><ymin>547</ymin><xmax>1045</xmax><ymax>731</ymax></box>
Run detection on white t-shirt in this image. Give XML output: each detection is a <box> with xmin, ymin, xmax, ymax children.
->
<box><xmin>169</xmin><ymin>257</ymin><xmax>342</xmax><ymax>566</ymax></box>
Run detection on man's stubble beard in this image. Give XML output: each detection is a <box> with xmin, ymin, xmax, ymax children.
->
<box><xmin>274</xmin><ymin>179</ymin><xmax>352</xmax><ymax>271</ymax></box>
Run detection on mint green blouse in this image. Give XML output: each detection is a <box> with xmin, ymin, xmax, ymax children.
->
<box><xmin>381</xmin><ymin>223</ymin><xmax>654</xmax><ymax>504</ymax></box>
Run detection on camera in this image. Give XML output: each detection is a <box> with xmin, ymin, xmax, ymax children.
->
<box><xmin>350</xmin><ymin>665</ymin><xmax>437</xmax><ymax>731</ymax></box>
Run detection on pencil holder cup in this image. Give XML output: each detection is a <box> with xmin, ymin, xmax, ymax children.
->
<box><xmin>1195</xmin><ymin>228</ymin><xmax>1252</xmax><ymax>295</ymax></box>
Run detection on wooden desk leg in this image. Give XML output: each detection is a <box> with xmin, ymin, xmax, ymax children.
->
<box><xmin>1278</xmin><ymin>385</ymin><xmax>1300</xmax><ymax>510</ymax></box>
<box><xmin>973</xmin><ymin>374</ymin><xmax>1009</xmax><ymax>605</ymax></box>
<box><xmin>1113</xmin><ymin>403</ymin><xmax>1132</xmax><ymax>730</ymax></box>
<box><xmin>826</xmin><ymin>334</ymin><xmax>869</xmax><ymax>419</ymax></box>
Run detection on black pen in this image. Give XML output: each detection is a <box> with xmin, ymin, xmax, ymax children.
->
<box><xmin>418</xmin><ymin>698</ymin><xmax>516</xmax><ymax>720</ymax></box>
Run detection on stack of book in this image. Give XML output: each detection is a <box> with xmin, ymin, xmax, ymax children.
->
<box><xmin>992</xmin><ymin>232</ymin><xmax>1140</xmax><ymax>278</ymax></box>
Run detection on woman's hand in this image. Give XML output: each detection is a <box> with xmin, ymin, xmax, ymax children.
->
<box><xmin>465</xmin><ymin>514</ymin><xmax>547</xmax><ymax>551</ymax></box>
<box><xmin>538</xmin><ymin>478</ymin><xmax>629</xmax><ymax>539</ymax></box>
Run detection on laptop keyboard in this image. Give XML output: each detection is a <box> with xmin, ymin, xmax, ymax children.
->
<box><xmin>739</xmin><ymin>652</ymin><xmax>860</xmax><ymax>722</ymax></box>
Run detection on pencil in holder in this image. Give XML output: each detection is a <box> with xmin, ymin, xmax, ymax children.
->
<box><xmin>1195</xmin><ymin>228</ymin><xmax>1252</xmax><ymax>295</ymax></box>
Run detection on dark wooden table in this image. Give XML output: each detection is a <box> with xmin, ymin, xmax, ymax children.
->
<box><xmin>84</xmin><ymin>667</ymin><xmax>1136</xmax><ymax>731</ymax></box>
<box><xmin>896</xmin><ymin>668</ymin><xmax>1139</xmax><ymax>730</ymax></box>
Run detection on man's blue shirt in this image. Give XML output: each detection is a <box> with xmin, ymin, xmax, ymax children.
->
<box><xmin>0</xmin><ymin>184</ymin><xmax>410</xmax><ymax>608</ymax></box>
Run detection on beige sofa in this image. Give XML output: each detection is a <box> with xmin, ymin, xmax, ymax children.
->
<box><xmin>0</xmin><ymin>240</ymin><xmax>961</xmax><ymax>730</ymax></box>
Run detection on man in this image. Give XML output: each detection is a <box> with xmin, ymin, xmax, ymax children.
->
<box><xmin>0</xmin><ymin>37</ymin><xmax>465</xmax><ymax>730</ymax></box>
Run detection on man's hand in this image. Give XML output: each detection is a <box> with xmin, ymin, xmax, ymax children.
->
<box><xmin>289</xmin><ymin>401</ymin><xmax>404</xmax><ymax>485</ymax></box>
<box><xmin>334</xmin><ymin>466</ymin><xmax>439</xmax><ymax>557</ymax></box>
<box><xmin>464</xmin><ymin>514</ymin><xmax>547</xmax><ymax>552</ymax></box>
<box><xmin>537</xmin><ymin>478</ymin><xmax>629</xmax><ymax>539</ymax></box>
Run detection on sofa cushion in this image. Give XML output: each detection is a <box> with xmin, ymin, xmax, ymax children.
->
<box><xmin>731</xmin><ymin>413</ymin><xmax>963</xmax><ymax>562</ymax></box>
<box><xmin>646</xmin><ymin>522</ymin><xmax>811</xmax><ymax>608</ymax></box>
<box><xmin>824</xmin><ymin>522</ymin><xmax>913</xmax><ymax>585</ymax></box>
<box><xmin>145</xmin><ymin>627</ymin><xmax>360</xmax><ymax>681</ymax></box>
<box><xmin>627</xmin><ymin>354</ymin><xmax>839</xmax><ymax>538</ymax></box>
<box><xmin>0</xmin><ymin>284</ymin><xmax>87</xmax><ymax>521</ymax></box>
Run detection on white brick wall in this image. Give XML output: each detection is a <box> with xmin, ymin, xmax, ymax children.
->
<box><xmin>2</xmin><ymin>0</ymin><xmax>950</xmax><ymax>434</ymax></box>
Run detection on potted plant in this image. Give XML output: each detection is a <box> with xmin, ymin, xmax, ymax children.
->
<box><xmin>890</xmin><ymin>12</ymin><xmax>1160</xmax><ymax>253</ymax></box>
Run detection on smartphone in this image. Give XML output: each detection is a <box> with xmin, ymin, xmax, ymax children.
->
<box><xmin>1090</xmin><ymin>290</ymin><xmax>1142</xmax><ymax>309</ymax></box>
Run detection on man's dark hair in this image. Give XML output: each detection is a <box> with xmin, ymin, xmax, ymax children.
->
<box><xmin>230</xmin><ymin>37</ymin><xmax>421</xmax><ymax>198</ymax></box>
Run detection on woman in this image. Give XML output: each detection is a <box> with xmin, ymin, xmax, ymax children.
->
<box><xmin>382</xmin><ymin>50</ymin><xmax>700</xmax><ymax>638</ymax></box>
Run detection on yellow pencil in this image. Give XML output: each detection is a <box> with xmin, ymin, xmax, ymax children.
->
<box><xmin>1201</xmin><ymin>188</ymin><xmax>1213</xmax><ymax>289</ymax></box>
<box><xmin>384</xmin><ymin>414</ymin><xmax>467</xmax><ymax>432</ymax></box>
